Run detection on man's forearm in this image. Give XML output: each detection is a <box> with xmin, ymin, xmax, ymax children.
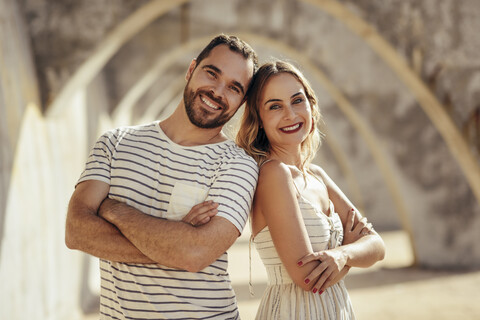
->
<box><xmin>100</xmin><ymin>198</ymin><xmax>238</xmax><ymax>272</ymax></box>
<box><xmin>66</xmin><ymin>199</ymin><xmax>155</xmax><ymax>264</ymax></box>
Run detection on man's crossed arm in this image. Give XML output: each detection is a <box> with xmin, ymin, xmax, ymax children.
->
<box><xmin>65</xmin><ymin>179</ymin><xmax>238</xmax><ymax>272</ymax></box>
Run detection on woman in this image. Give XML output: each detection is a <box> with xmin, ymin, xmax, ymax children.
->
<box><xmin>236</xmin><ymin>60</ymin><xmax>385</xmax><ymax>319</ymax></box>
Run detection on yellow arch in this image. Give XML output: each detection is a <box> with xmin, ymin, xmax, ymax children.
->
<box><xmin>130</xmin><ymin>62</ymin><xmax>366</xmax><ymax>212</ymax></box>
<box><xmin>46</xmin><ymin>0</ymin><xmax>480</xmax><ymax>209</ymax></box>
<box><xmin>321</xmin><ymin>126</ymin><xmax>366</xmax><ymax>212</ymax></box>
<box><xmin>112</xmin><ymin>36</ymin><xmax>213</xmax><ymax>126</ymax></box>
<box><xmin>44</xmin><ymin>0</ymin><xmax>480</xmax><ymax>263</ymax></box>
<box><xmin>238</xmin><ymin>32</ymin><xmax>417</xmax><ymax>263</ymax></box>
<box><xmin>302</xmin><ymin>0</ymin><xmax>480</xmax><ymax>208</ymax></box>
<box><xmin>46</xmin><ymin>0</ymin><xmax>189</xmax><ymax>118</ymax></box>
<box><xmin>43</xmin><ymin>0</ymin><xmax>414</xmax><ymax>259</ymax></box>
<box><xmin>139</xmin><ymin>77</ymin><xmax>185</xmax><ymax>124</ymax></box>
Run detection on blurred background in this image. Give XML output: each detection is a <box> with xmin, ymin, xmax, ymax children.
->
<box><xmin>1</xmin><ymin>0</ymin><xmax>480</xmax><ymax>319</ymax></box>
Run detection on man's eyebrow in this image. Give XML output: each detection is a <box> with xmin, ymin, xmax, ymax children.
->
<box><xmin>203</xmin><ymin>64</ymin><xmax>222</xmax><ymax>74</ymax></box>
<box><xmin>203</xmin><ymin>64</ymin><xmax>245</xmax><ymax>95</ymax></box>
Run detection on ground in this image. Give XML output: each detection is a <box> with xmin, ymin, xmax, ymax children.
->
<box><xmin>83</xmin><ymin>230</ymin><xmax>480</xmax><ymax>319</ymax></box>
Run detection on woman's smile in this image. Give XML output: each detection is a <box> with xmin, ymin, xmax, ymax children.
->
<box><xmin>280</xmin><ymin>122</ymin><xmax>304</xmax><ymax>133</ymax></box>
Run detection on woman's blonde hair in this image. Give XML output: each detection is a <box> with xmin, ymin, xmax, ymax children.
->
<box><xmin>236</xmin><ymin>60</ymin><xmax>323</xmax><ymax>171</ymax></box>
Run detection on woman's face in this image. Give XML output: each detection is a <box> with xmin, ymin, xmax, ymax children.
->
<box><xmin>258</xmin><ymin>73</ymin><xmax>313</xmax><ymax>150</ymax></box>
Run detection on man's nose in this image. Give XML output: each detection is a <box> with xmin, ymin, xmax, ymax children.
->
<box><xmin>210</xmin><ymin>82</ymin><xmax>227</xmax><ymax>100</ymax></box>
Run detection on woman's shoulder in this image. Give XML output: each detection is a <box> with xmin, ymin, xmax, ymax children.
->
<box><xmin>309</xmin><ymin>163</ymin><xmax>328</xmax><ymax>178</ymax></box>
<box><xmin>257</xmin><ymin>160</ymin><xmax>295</xmax><ymax>188</ymax></box>
<box><xmin>259</xmin><ymin>159</ymin><xmax>291</xmax><ymax>177</ymax></box>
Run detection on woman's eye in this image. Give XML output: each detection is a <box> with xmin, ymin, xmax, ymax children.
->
<box><xmin>269</xmin><ymin>104</ymin><xmax>280</xmax><ymax>110</ymax></box>
<box><xmin>293</xmin><ymin>98</ymin><xmax>304</xmax><ymax>104</ymax></box>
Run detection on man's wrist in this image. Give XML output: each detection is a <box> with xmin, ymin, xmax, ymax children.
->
<box><xmin>98</xmin><ymin>197</ymin><xmax>116</xmax><ymax>221</ymax></box>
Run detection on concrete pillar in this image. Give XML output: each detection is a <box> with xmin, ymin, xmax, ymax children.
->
<box><xmin>0</xmin><ymin>1</ymin><xmax>100</xmax><ymax>318</ymax></box>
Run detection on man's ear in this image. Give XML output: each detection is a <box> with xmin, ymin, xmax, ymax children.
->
<box><xmin>186</xmin><ymin>58</ymin><xmax>197</xmax><ymax>81</ymax></box>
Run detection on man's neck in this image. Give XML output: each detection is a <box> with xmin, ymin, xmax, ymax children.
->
<box><xmin>159</xmin><ymin>104</ymin><xmax>228</xmax><ymax>147</ymax></box>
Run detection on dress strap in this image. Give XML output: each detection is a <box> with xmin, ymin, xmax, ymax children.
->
<box><xmin>248</xmin><ymin>233</ymin><xmax>255</xmax><ymax>297</ymax></box>
<box><xmin>260</xmin><ymin>158</ymin><xmax>273</xmax><ymax>167</ymax></box>
<box><xmin>291</xmin><ymin>179</ymin><xmax>302</xmax><ymax>198</ymax></box>
<box><xmin>285</xmin><ymin>165</ymin><xmax>302</xmax><ymax>198</ymax></box>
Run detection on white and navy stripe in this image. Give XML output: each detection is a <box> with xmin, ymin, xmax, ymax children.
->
<box><xmin>78</xmin><ymin>121</ymin><xmax>258</xmax><ymax>319</ymax></box>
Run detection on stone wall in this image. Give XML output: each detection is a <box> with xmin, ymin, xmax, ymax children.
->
<box><xmin>1</xmin><ymin>0</ymin><xmax>480</xmax><ymax>318</ymax></box>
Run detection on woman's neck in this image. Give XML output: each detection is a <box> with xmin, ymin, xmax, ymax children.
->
<box><xmin>268</xmin><ymin>145</ymin><xmax>303</xmax><ymax>168</ymax></box>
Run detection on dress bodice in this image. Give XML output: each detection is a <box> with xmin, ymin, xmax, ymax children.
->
<box><xmin>253</xmin><ymin>197</ymin><xmax>344</xmax><ymax>285</ymax></box>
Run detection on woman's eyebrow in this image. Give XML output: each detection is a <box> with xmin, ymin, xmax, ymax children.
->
<box><xmin>264</xmin><ymin>98</ymin><xmax>282</xmax><ymax>106</ymax></box>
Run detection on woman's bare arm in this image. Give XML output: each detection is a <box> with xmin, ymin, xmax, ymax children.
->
<box><xmin>253</xmin><ymin>161</ymin><xmax>320</xmax><ymax>291</ymax></box>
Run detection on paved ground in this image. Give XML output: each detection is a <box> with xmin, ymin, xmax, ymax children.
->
<box><xmin>83</xmin><ymin>230</ymin><xmax>480</xmax><ymax>319</ymax></box>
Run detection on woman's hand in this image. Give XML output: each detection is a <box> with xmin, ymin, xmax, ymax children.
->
<box><xmin>343</xmin><ymin>208</ymin><xmax>373</xmax><ymax>245</ymax></box>
<box><xmin>296</xmin><ymin>209</ymin><xmax>374</xmax><ymax>294</ymax></box>
<box><xmin>298</xmin><ymin>248</ymin><xmax>348</xmax><ymax>294</ymax></box>
<box><xmin>181</xmin><ymin>200</ymin><xmax>219</xmax><ymax>227</ymax></box>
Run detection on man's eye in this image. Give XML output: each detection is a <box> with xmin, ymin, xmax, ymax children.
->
<box><xmin>230</xmin><ymin>86</ymin><xmax>241</xmax><ymax>94</ymax></box>
<box><xmin>207</xmin><ymin>70</ymin><xmax>217</xmax><ymax>78</ymax></box>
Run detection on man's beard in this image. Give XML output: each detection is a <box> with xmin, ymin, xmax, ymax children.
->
<box><xmin>183</xmin><ymin>86</ymin><xmax>233</xmax><ymax>129</ymax></box>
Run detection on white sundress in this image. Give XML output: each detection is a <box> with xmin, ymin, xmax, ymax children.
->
<box><xmin>252</xmin><ymin>171</ymin><xmax>355</xmax><ymax>319</ymax></box>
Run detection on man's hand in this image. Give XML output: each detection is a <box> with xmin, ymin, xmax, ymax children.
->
<box><xmin>99</xmin><ymin>198</ymin><xmax>219</xmax><ymax>227</ymax></box>
<box><xmin>182</xmin><ymin>201</ymin><xmax>219</xmax><ymax>227</ymax></box>
<box><xmin>98</xmin><ymin>197</ymin><xmax>239</xmax><ymax>272</ymax></box>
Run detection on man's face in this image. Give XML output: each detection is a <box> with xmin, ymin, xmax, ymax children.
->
<box><xmin>183</xmin><ymin>45</ymin><xmax>254</xmax><ymax>129</ymax></box>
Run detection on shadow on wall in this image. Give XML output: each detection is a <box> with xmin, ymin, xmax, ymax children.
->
<box><xmin>80</xmin><ymin>255</ymin><xmax>100</xmax><ymax>314</ymax></box>
<box><xmin>0</xmin><ymin>158</ymin><xmax>13</xmax><ymax>259</ymax></box>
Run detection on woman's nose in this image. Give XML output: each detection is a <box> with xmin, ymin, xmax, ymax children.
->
<box><xmin>283</xmin><ymin>105</ymin><xmax>296</xmax><ymax>120</ymax></box>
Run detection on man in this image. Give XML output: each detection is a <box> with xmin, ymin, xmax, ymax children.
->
<box><xmin>65</xmin><ymin>34</ymin><xmax>259</xmax><ymax>319</ymax></box>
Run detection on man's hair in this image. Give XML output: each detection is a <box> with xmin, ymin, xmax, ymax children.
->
<box><xmin>195</xmin><ymin>34</ymin><xmax>259</xmax><ymax>74</ymax></box>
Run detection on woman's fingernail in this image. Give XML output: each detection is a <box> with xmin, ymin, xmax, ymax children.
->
<box><xmin>304</xmin><ymin>279</ymin><xmax>310</xmax><ymax>284</ymax></box>
<box><xmin>312</xmin><ymin>288</ymin><xmax>317</xmax><ymax>293</ymax></box>
<box><xmin>297</xmin><ymin>261</ymin><xmax>303</xmax><ymax>266</ymax></box>
<box><xmin>319</xmin><ymin>290</ymin><xmax>324</xmax><ymax>295</ymax></box>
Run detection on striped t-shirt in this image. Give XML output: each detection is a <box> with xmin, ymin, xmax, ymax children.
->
<box><xmin>77</xmin><ymin>121</ymin><xmax>259</xmax><ymax>319</ymax></box>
